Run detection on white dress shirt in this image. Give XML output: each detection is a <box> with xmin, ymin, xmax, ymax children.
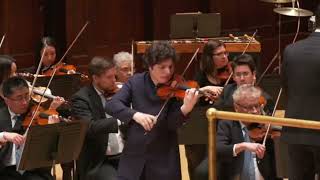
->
<box><xmin>0</xmin><ymin>108</ymin><xmax>20</xmax><ymax>166</ymax></box>
<box><xmin>233</xmin><ymin>122</ymin><xmax>264</xmax><ymax>180</ymax></box>
<box><xmin>93</xmin><ymin>85</ymin><xmax>124</xmax><ymax>155</ymax></box>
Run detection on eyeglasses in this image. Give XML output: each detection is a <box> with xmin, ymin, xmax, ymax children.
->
<box><xmin>235</xmin><ymin>102</ymin><xmax>261</xmax><ymax>112</ymax></box>
<box><xmin>213</xmin><ymin>51</ymin><xmax>229</xmax><ymax>58</ymax></box>
<box><xmin>234</xmin><ymin>72</ymin><xmax>251</xmax><ymax>78</ymax></box>
<box><xmin>7</xmin><ymin>95</ymin><xmax>30</xmax><ymax>102</ymax></box>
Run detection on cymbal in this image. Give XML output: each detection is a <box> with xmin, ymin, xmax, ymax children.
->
<box><xmin>260</xmin><ymin>0</ymin><xmax>294</xmax><ymax>3</ymax></box>
<box><xmin>274</xmin><ymin>7</ymin><xmax>313</xmax><ymax>17</ymax></box>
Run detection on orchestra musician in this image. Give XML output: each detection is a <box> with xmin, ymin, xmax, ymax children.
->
<box><xmin>214</xmin><ymin>53</ymin><xmax>274</xmax><ymax>114</ymax></box>
<box><xmin>281</xmin><ymin>4</ymin><xmax>320</xmax><ymax>179</ymax></box>
<box><xmin>0</xmin><ymin>54</ymin><xmax>68</xmax><ymax>179</ymax></box>
<box><xmin>105</xmin><ymin>41</ymin><xmax>201</xmax><ymax>180</ymax></box>
<box><xmin>24</xmin><ymin>36</ymin><xmax>76</xmax><ymax>75</ymax></box>
<box><xmin>194</xmin><ymin>84</ymin><xmax>280</xmax><ymax>180</ymax></box>
<box><xmin>0</xmin><ymin>76</ymin><xmax>61</xmax><ymax>180</ymax></box>
<box><xmin>70</xmin><ymin>56</ymin><xmax>124</xmax><ymax>180</ymax></box>
<box><xmin>185</xmin><ymin>40</ymin><xmax>227</xmax><ymax>179</ymax></box>
<box><xmin>0</xmin><ymin>55</ymin><xmax>17</xmax><ymax>107</ymax></box>
<box><xmin>113</xmin><ymin>51</ymin><xmax>134</xmax><ymax>83</ymax></box>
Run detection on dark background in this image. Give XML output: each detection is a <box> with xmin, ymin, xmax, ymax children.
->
<box><xmin>0</xmin><ymin>0</ymin><xmax>319</xmax><ymax>78</ymax></box>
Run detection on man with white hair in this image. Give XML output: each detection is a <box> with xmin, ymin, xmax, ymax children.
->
<box><xmin>194</xmin><ymin>84</ymin><xmax>280</xmax><ymax>180</ymax></box>
<box><xmin>113</xmin><ymin>51</ymin><xmax>134</xmax><ymax>83</ymax></box>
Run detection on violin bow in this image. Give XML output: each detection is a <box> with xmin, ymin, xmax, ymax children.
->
<box><xmin>262</xmin><ymin>88</ymin><xmax>282</xmax><ymax>146</ymax></box>
<box><xmin>29</xmin><ymin>39</ymin><xmax>48</xmax><ymax>97</ymax></box>
<box><xmin>223</xmin><ymin>30</ymin><xmax>258</xmax><ymax>86</ymax></box>
<box><xmin>25</xmin><ymin>21</ymin><xmax>89</xmax><ymax>130</ymax></box>
<box><xmin>0</xmin><ymin>34</ymin><xmax>6</xmax><ymax>49</ymax></box>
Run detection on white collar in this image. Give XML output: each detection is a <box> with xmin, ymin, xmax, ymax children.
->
<box><xmin>315</xmin><ymin>28</ymin><xmax>320</xmax><ymax>32</ymax></box>
<box><xmin>239</xmin><ymin>121</ymin><xmax>246</xmax><ymax>130</ymax></box>
<box><xmin>8</xmin><ymin>107</ymin><xmax>20</xmax><ymax>121</ymax></box>
<box><xmin>93</xmin><ymin>84</ymin><xmax>104</xmax><ymax>96</ymax></box>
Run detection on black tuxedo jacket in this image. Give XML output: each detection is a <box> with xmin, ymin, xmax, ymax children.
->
<box><xmin>71</xmin><ymin>84</ymin><xmax>118</xmax><ymax>180</ymax></box>
<box><xmin>281</xmin><ymin>32</ymin><xmax>320</xmax><ymax>146</ymax></box>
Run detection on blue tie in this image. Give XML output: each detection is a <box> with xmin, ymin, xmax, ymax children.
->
<box><xmin>241</xmin><ymin>127</ymin><xmax>255</xmax><ymax>180</ymax></box>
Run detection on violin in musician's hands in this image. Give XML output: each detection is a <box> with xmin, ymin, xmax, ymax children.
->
<box><xmin>156</xmin><ymin>74</ymin><xmax>218</xmax><ymax>102</ymax></box>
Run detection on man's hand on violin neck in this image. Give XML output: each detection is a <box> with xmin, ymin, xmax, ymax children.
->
<box><xmin>133</xmin><ymin>112</ymin><xmax>156</xmax><ymax>131</ymax></box>
<box><xmin>181</xmin><ymin>88</ymin><xmax>200</xmax><ymax>115</ymax></box>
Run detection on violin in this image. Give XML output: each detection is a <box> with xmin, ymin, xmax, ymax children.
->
<box><xmin>42</xmin><ymin>62</ymin><xmax>88</xmax><ymax>79</ymax></box>
<box><xmin>245</xmin><ymin>95</ymin><xmax>281</xmax><ymax>142</ymax></box>
<box><xmin>156</xmin><ymin>74</ymin><xmax>216</xmax><ymax>101</ymax></box>
<box><xmin>247</xmin><ymin>123</ymin><xmax>281</xmax><ymax>142</ymax></box>
<box><xmin>22</xmin><ymin>104</ymin><xmax>59</xmax><ymax>128</ymax></box>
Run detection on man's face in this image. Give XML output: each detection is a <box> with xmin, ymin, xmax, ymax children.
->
<box><xmin>4</xmin><ymin>87</ymin><xmax>30</xmax><ymax>114</ymax></box>
<box><xmin>233</xmin><ymin>65</ymin><xmax>256</xmax><ymax>86</ymax></box>
<box><xmin>93</xmin><ymin>67</ymin><xmax>117</xmax><ymax>92</ymax></box>
<box><xmin>116</xmin><ymin>61</ymin><xmax>133</xmax><ymax>83</ymax></box>
<box><xmin>234</xmin><ymin>96</ymin><xmax>261</xmax><ymax>115</ymax></box>
<box><xmin>212</xmin><ymin>46</ymin><xmax>229</xmax><ymax>69</ymax></box>
<box><xmin>149</xmin><ymin>58</ymin><xmax>174</xmax><ymax>85</ymax></box>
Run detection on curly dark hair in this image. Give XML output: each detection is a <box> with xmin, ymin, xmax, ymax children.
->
<box><xmin>143</xmin><ymin>41</ymin><xmax>176</xmax><ymax>68</ymax></box>
<box><xmin>200</xmin><ymin>40</ymin><xmax>226</xmax><ymax>76</ymax></box>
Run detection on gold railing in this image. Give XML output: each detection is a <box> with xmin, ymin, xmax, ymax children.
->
<box><xmin>206</xmin><ymin>108</ymin><xmax>320</xmax><ymax>180</ymax></box>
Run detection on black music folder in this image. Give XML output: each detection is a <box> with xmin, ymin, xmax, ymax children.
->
<box><xmin>17</xmin><ymin>121</ymin><xmax>87</xmax><ymax>171</ymax></box>
<box><xmin>170</xmin><ymin>13</ymin><xmax>221</xmax><ymax>39</ymax></box>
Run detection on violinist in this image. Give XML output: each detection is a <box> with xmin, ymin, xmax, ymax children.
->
<box><xmin>105</xmin><ymin>41</ymin><xmax>200</xmax><ymax>180</ymax></box>
<box><xmin>70</xmin><ymin>56</ymin><xmax>124</xmax><ymax>180</ymax></box>
<box><xmin>194</xmin><ymin>84</ymin><xmax>280</xmax><ymax>180</ymax></box>
<box><xmin>0</xmin><ymin>55</ymin><xmax>17</xmax><ymax>107</ymax></box>
<box><xmin>24</xmin><ymin>36</ymin><xmax>76</xmax><ymax>75</ymax></box>
<box><xmin>0</xmin><ymin>77</ymin><xmax>61</xmax><ymax>180</ymax></box>
<box><xmin>113</xmin><ymin>51</ymin><xmax>134</xmax><ymax>83</ymax></box>
<box><xmin>214</xmin><ymin>54</ymin><xmax>275</xmax><ymax>114</ymax></box>
<box><xmin>195</xmin><ymin>40</ymin><xmax>229</xmax><ymax>102</ymax></box>
<box><xmin>185</xmin><ymin>40</ymin><xmax>226</xmax><ymax>179</ymax></box>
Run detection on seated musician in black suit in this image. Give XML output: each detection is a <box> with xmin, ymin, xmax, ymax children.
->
<box><xmin>71</xmin><ymin>56</ymin><xmax>124</xmax><ymax>180</ymax></box>
<box><xmin>0</xmin><ymin>76</ymin><xmax>62</xmax><ymax>180</ymax></box>
<box><xmin>194</xmin><ymin>84</ymin><xmax>280</xmax><ymax>180</ymax></box>
<box><xmin>214</xmin><ymin>53</ymin><xmax>274</xmax><ymax>114</ymax></box>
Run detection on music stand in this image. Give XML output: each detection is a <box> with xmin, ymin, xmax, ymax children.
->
<box><xmin>17</xmin><ymin>121</ymin><xmax>87</xmax><ymax>179</ymax></box>
<box><xmin>170</xmin><ymin>13</ymin><xmax>198</xmax><ymax>39</ymax></box>
<box><xmin>170</xmin><ymin>12</ymin><xmax>221</xmax><ymax>39</ymax></box>
<box><xmin>197</xmin><ymin>13</ymin><xmax>221</xmax><ymax>38</ymax></box>
<box><xmin>26</xmin><ymin>74</ymin><xmax>81</xmax><ymax>99</ymax></box>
